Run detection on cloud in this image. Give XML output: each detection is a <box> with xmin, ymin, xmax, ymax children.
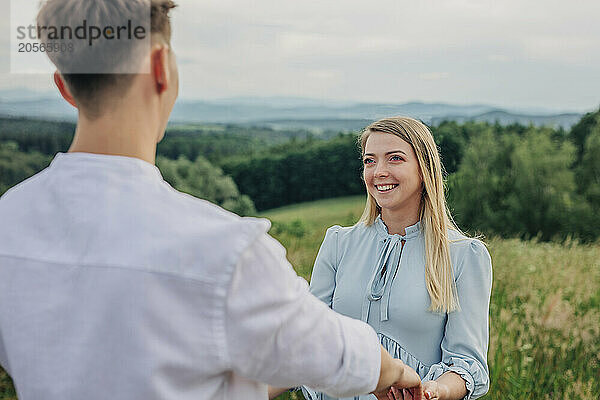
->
<box><xmin>1</xmin><ymin>0</ymin><xmax>598</xmax><ymax>110</ymax></box>
<box><xmin>419</xmin><ymin>72</ymin><xmax>449</xmax><ymax>81</ymax></box>
<box><xmin>167</xmin><ymin>0</ymin><xmax>600</xmax><ymax>109</ymax></box>
<box><xmin>487</xmin><ymin>54</ymin><xmax>510</xmax><ymax>63</ymax></box>
<box><xmin>306</xmin><ymin>70</ymin><xmax>339</xmax><ymax>80</ymax></box>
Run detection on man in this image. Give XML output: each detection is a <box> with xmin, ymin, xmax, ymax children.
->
<box><xmin>0</xmin><ymin>1</ymin><xmax>422</xmax><ymax>399</ymax></box>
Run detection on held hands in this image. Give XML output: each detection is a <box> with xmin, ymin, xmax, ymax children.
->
<box><xmin>379</xmin><ymin>380</ymin><xmax>446</xmax><ymax>400</ymax></box>
<box><xmin>378</xmin><ymin>387</ymin><xmax>422</xmax><ymax>400</ymax></box>
<box><xmin>373</xmin><ymin>358</ymin><xmax>423</xmax><ymax>400</ymax></box>
<box><xmin>422</xmin><ymin>380</ymin><xmax>443</xmax><ymax>400</ymax></box>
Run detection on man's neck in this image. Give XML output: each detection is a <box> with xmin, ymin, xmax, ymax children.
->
<box><xmin>68</xmin><ymin>106</ymin><xmax>159</xmax><ymax>165</ymax></box>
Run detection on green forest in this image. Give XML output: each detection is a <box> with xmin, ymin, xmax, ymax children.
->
<box><xmin>2</xmin><ymin>108</ymin><xmax>599</xmax><ymax>241</ymax></box>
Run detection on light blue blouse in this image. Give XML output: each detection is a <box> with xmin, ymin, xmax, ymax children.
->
<box><xmin>302</xmin><ymin>216</ymin><xmax>492</xmax><ymax>400</ymax></box>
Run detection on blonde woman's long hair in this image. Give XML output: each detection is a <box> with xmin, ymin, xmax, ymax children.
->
<box><xmin>358</xmin><ymin>116</ymin><xmax>463</xmax><ymax>313</ymax></box>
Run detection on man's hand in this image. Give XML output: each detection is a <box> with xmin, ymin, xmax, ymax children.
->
<box><xmin>372</xmin><ymin>345</ymin><xmax>422</xmax><ymax>399</ymax></box>
<box><xmin>377</xmin><ymin>386</ymin><xmax>423</xmax><ymax>400</ymax></box>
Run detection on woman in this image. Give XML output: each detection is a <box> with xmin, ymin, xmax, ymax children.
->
<box><xmin>299</xmin><ymin>117</ymin><xmax>492</xmax><ymax>400</ymax></box>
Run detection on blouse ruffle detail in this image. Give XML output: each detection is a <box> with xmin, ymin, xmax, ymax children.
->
<box><xmin>301</xmin><ymin>386</ymin><xmax>324</xmax><ymax>400</ymax></box>
<box><xmin>378</xmin><ymin>333</ymin><xmax>430</xmax><ymax>378</ymax></box>
<box><xmin>373</xmin><ymin>216</ymin><xmax>422</xmax><ymax>241</ymax></box>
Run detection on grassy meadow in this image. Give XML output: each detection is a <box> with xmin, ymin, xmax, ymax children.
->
<box><xmin>1</xmin><ymin>196</ymin><xmax>598</xmax><ymax>400</ymax></box>
<box><xmin>263</xmin><ymin>196</ymin><xmax>600</xmax><ymax>400</ymax></box>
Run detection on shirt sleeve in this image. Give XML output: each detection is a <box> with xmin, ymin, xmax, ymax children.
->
<box><xmin>424</xmin><ymin>240</ymin><xmax>493</xmax><ymax>400</ymax></box>
<box><xmin>224</xmin><ymin>232</ymin><xmax>381</xmax><ymax>398</ymax></box>
<box><xmin>0</xmin><ymin>335</ymin><xmax>7</xmax><ymax>374</ymax></box>
<box><xmin>308</xmin><ymin>226</ymin><xmax>340</xmax><ymax>306</ymax></box>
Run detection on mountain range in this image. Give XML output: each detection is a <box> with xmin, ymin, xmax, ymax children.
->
<box><xmin>0</xmin><ymin>90</ymin><xmax>585</xmax><ymax>131</ymax></box>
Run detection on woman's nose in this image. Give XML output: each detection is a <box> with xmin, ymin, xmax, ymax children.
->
<box><xmin>375</xmin><ymin>164</ymin><xmax>389</xmax><ymax>177</ymax></box>
<box><xmin>374</xmin><ymin>163</ymin><xmax>389</xmax><ymax>177</ymax></box>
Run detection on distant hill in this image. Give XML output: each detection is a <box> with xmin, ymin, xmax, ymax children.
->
<box><xmin>432</xmin><ymin>110</ymin><xmax>582</xmax><ymax>130</ymax></box>
<box><xmin>0</xmin><ymin>90</ymin><xmax>585</xmax><ymax>130</ymax></box>
<box><xmin>0</xmin><ymin>98</ymin><xmax>76</xmax><ymax>121</ymax></box>
<box><xmin>250</xmin><ymin>119</ymin><xmax>373</xmax><ymax>132</ymax></box>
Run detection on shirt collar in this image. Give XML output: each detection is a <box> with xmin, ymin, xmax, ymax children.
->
<box><xmin>374</xmin><ymin>215</ymin><xmax>422</xmax><ymax>240</ymax></box>
<box><xmin>50</xmin><ymin>152</ymin><xmax>163</xmax><ymax>181</ymax></box>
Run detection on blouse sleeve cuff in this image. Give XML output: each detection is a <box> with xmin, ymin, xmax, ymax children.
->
<box><xmin>424</xmin><ymin>357</ymin><xmax>489</xmax><ymax>400</ymax></box>
<box><xmin>300</xmin><ymin>386</ymin><xmax>321</xmax><ymax>400</ymax></box>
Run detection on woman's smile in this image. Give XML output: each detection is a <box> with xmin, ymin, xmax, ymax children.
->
<box><xmin>375</xmin><ymin>184</ymin><xmax>399</xmax><ymax>193</ymax></box>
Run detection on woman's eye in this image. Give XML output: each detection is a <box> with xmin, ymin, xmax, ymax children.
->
<box><xmin>363</xmin><ymin>158</ymin><xmax>374</xmax><ymax>165</ymax></box>
<box><xmin>390</xmin><ymin>155</ymin><xmax>404</xmax><ymax>161</ymax></box>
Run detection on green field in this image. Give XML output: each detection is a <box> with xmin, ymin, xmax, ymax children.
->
<box><xmin>1</xmin><ymin>195</ymin><xmax>599</xmax><ymax>399</ymax></box>
<box><xmin>263</xmin><ymin>196</ymin><xmax>600</xmax><ymax>400</ymax></box>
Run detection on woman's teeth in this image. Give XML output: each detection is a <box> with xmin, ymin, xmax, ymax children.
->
<box><xmin>376</xmin><ymin>184</ymin><xmax>398</xmax><ymax>192</ymax></box>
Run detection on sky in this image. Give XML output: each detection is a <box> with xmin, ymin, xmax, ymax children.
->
<box><xmin>1</xmin><ymin>0</ymin><xmax>599</xmax><ymax>112</ymax></box>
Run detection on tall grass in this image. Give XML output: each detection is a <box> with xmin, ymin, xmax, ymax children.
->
<box><xmin>262</xmin><ymin>196</ymin><xmax>600</xmax><ymax>400</ymax></box>
<box><xmin>1</xmin><ymin>195</ymin><xmax>597</xmax><ymax>399</ymax></box>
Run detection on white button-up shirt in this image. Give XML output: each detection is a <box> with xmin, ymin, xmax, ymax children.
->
<box><xmin>0</xmin><ymin>152</ymin><xmax>380</xmax><ymax>400</ymax></box>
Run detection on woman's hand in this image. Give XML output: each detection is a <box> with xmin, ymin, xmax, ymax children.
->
<box><xmin>421</xmin><ymin>372</ymin><xmax>466</xmax><ymax>399</ymax></box>
<box><xmin>421</xmin><ymin>380</ymin><xmax>446</xmax><ymax>400</ymax></box>
<box><xmin>375</xmin><ymin>386</ymin><xmax>424</xmax><ymax>400</ymax></box>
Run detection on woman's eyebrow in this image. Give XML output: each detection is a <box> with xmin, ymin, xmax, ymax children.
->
<box><xmin>363</xmin><ymin>150</ymin><xmax>407</xmax><ymax>157</ymax></box>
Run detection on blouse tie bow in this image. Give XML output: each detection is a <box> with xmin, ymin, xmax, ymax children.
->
<box><xmin>361</xmin><ymin>235</ymin><xmax>405</xmax><ymax>322</ymax></box>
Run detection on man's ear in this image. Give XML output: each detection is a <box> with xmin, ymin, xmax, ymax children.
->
<box><xmin>53</xmin><ymin>71</ymin><xmax>77</xmax><ymax>108</ymax></box>
<box><xmin>151</xmin><ymin>45</ymin><xmax>170</xmax><ymax>94</ymax></box>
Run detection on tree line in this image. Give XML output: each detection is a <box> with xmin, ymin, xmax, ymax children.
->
<box><xmin>1</xmin><ymin>108</ymin><xmax>599</xmax><ymax>241</ymax></box>
<box><xmin>0</xmin><ymin>118</ymin><xmax>318</xmax><ymax>163</ymax></box>
<box><xmin>223</xmin><ymin>111</ymin><xmax>600</xmax><ymax>241</ymax></box>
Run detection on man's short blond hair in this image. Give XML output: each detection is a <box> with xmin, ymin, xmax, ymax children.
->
<box><xmin>37</xmin><ymin>0</ymin><xmax>177</xmax><ymax>118</ymax></box>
